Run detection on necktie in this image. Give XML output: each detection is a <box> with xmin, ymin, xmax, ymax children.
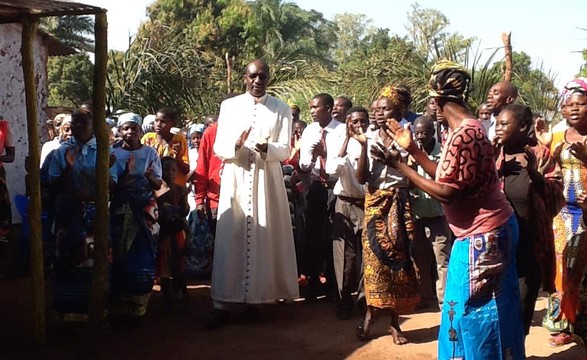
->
<box><xmin>319</xmin><ymin>128</ymin><xmax>328</xmax><ymax>183</ymax></box>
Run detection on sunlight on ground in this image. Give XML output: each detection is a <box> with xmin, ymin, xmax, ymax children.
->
<box><xmin>346</xmin><ymin>297</ymin><xmax>587</xmax><ymax>360</ymax></box>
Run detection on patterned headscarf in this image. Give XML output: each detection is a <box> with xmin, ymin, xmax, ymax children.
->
<box><xmin>560</xmin><ymin>77</ymin><xmax>587</xmax><ymax>107</ymax></box>
<box><xmin>379</xmin><ymin>85</ymin><xmax>411</xmax><ymax>115</ymax></box>
<box><xmin>427</xmin><ymin>60</ymin><xmax>471</xmax><ymax>100</ymax></box>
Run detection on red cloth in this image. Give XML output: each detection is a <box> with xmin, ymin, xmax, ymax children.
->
<box><xmin>436</xmin><ymin>118</ymin><xmax>513</xmax><ymax>238</ymax></box>
<box><xmin>195</xmin><ymin>123</ymin><xmax>222</xmax><ymax>209</ymax></box>
<box><xmin>282</xmin><ymin>136</ymin><xmax>300</xmax><ymax>169</ymax></box>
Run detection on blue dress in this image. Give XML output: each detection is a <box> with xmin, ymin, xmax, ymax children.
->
<box><xmin>48</xmin><ymin>137</ymin><xmax>102</xmax><ymax>315</ymax></box>
<box><xmin>109</xmin><ymin>146</ymin><xmax>162</xmax><ymax>317</ymax></box>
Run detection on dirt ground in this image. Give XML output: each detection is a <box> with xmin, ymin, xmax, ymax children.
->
<box><xmin>1</xmin><ymin>233</ymin><xmax>585</xmax><ymax>360</ymax></box>
<box><xmin>1</xmin><ymin>270</ymin><xmax>586</xmax><ymax>360</ymax></box>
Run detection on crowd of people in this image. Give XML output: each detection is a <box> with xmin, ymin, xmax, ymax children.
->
<box><xmin>11</xmin><ymin>57</ymin><xmax>587</xmax><ymax>359</ymax></box>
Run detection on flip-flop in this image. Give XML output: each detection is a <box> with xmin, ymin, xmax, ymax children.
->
<box><xmin>549</xmin><ymin>332</ymin><xmax>573</xmax><ymax>347</ymax></box>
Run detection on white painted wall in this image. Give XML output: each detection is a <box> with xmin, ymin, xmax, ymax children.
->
<box><xmin>0</xmin><ymin>23</ymin><xmax>48</xmax><ymax>223</ymax></box>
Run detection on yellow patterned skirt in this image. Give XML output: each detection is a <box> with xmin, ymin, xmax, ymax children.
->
<box><xmin>362</xmin><ymin>187</ymin><xmax>420</xmax><ymax>313</ymax></box>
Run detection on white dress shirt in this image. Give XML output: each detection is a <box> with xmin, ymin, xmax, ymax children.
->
<box><xmin>299</xmin><ymin>119</ymin><xmax>345</xmax><ymax>183</ymax></box>
<box><xmin>485</xmin><ymin>115</ymin><xmax>497</xmax><ymax>141</ymax></box>
<box><xmin>325</xmin><ymin>138</ymin><xmax>366</xmax><ymax>198</ymax></box>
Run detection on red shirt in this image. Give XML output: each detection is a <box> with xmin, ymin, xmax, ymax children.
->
<box><xmin>195</xmin><ymin>123</ymin><xmax>222</xmax><ymax>209</ymax></box>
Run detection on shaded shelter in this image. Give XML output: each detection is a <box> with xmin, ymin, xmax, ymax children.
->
<box><xmin>0</xmin><ymin>0</ymin><xmax>108</xmax><ymax>344</ymax></box>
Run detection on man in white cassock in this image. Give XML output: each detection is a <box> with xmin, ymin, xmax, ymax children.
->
<box><xmin>207</xmin><ymin>59</ymin><xmax>298</xmax><ymax>327</ymax></box>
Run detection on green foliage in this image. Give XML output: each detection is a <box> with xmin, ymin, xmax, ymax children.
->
<box><xmin>40</xmin><ymin>16</ymin><xmax>94</xmax><ymax>52</ymax></box>
<box><xmin>42</xmin><ymin>15</ymin><xmax>95</xmax><ymax>108</ymax></box>
<box><xmin>106</xmin><ymin>35</ymin><xmax>226</xmax><ymax>123</ymax></box>
<box><xmin>105</xmin><ymin>0</ymin><xmax>563</xmax><ymax>123</ymax></box>
<box><xmin>580</xmin><ymin>50</ymin><xmax>587</xmax><ymax>78</ymax></box>
<box><xmin>405</xmin><ymin>3</ymin><xmax>474</xmax><ymax>62</ymax></box>
<box><xmin>489</xmin><ymin>51</ymin><xmax>560</xmax><ymax>117</ymax></box>
<box><xmin>249</xmin><ymin>0</ymin><xmax>336</xmax><ymax>66</ymax></box>
<box><xmin>47</xmin><ymin>53</ymin><xmax>94</xmax><ymax>107</ymax></box>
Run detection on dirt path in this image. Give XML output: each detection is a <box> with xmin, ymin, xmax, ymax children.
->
<box><xmin>1</xmin><ymin>278</ymin><xmax>585</xmax><ymax>360</ymax></box>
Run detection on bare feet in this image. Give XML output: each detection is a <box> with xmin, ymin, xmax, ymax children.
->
<box><xmin>356</xmin><ymin>306</ymin><xmax>376</xmax><ymax>341</ymax></box>
<box><xmin>389</xmin><ymin>311</ymin><xmax>408</xmax><ymax>345</ymax></box>
<box><xmin>389</xmin><ymin>325</ymin><xmax>408</xmax><ymax>345</ymax></box>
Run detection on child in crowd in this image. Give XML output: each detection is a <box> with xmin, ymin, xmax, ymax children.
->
<box><xmin>186</xmin><ymin>123</ymin><xmax>214</xmax><ymax>277</ymax></box>
<box><xmin>157</xmin><ymin>156</ymin><xmax>190</xmax><ymax>301</ymax></box>
<box><xmin>142</xmin><ymin>108</ymin><xmax>190</xmax><ymax>187</ymax></box>
<box><xmin>187</xmin><ymin>123</ymin><xmax>205</xmax><ymax>211</ymax></box>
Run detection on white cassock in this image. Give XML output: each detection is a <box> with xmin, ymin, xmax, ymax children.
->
<box><xmin>212</xmin><ymin>92</ymin><xmax>299</xmax><ymax>304</ymax></box>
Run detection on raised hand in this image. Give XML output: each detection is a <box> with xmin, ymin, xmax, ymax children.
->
<box><xmin>312</xmin><ymin>140</ymin><xmax>326</xmax><ymax>159</ymax></box>
<box><xmin>491</xmin><ymin>136</ymin><xmax>503</xmax><ymax>160</ymax></box>
<box><xmin>171</xmin><ymin>142</ymin><xmax>181</xmax><ymax>157</ymax></box>
<box><xmin>389</xmin><ymin>121</ymin><xmax>414</xmax><ymax>152</ymax></box>
<box><xmin>569</xmin><ymin>141</ymin><xmax>587</xmax><ymax>165</ymax></box>
<box><xmin>255</xmin><ymin>135</ymin><xmax>271</xmax><ymax>153</ymax></box>
<box><xmin>65</xmin><ymin>147</ymin><xmax>78</xmax><ymax>167</ymax></box>
<box><xmin>144</xmin><ymin>160</ymin><xmax>154</xmax><ymax>177</ymax></box>
<box><xmin>196</xmin><ymin>204</ymin><xmax>207</xmax><ymax>220</ymax></box>
<box><xmin>524</xmin><ymin>146</ymin><xmax>537</xmax><ymax>171</ymax></box>
<box><xmin>349</xmin><ymin>123</ymin><xmax>368</xmax><ymax>145</ymax></box>
<box><xmin>535</xmin><ymin>118</ymin><xmax>553</xmax><ymax>147</ymax></box>
<box><xmin>552</xmin><ymin>142</ymin><xmax>565</xmax><ymax>164</ymax></box>
<box><xmin>236</xmin><ymin>127</ymin><xmax>252</xmax><ymax>151</ymax></box>
<box><xmin>126</xmin><ymin>153</ymin><xmax>135</xmax><ymax>172</ymax></box>
<box><xmin>524</xmin><ymin>146</ymin><xmax>542</xmax><ymax>180</ymax></box>
<box><xmin>370</xmin><ymin>142</ymin><xmax>401</xmax><ymax>167</ymax></box>
<box><xmin>577</xmin><ymin>192</ymin><xmax>587</xmax><ymax>212</ymax></box>
<box><xmin>381</xmin><ymin>118</ymin><xmax>399</xmax><ymax>139</ymax></box>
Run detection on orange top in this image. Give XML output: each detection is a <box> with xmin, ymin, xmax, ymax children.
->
<box><xmin>141</xmin><ymin>132</ymin><xmax>189</xmax><ymax>186</ymax></box>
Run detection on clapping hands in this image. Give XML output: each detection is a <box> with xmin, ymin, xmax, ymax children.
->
<box><xmin>370</xmin><ymin>141</ymin><xmax>401</xmax><ymax>167</ymax></box>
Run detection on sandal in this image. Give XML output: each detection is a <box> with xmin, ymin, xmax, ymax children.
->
<box><xmin>549</xmin><ymin>332</ymin><xmax>573</xmax><ymax>347</ymax></box>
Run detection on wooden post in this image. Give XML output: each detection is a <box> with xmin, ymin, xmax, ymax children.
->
<box><xmin>501</xmin><ymin>32</ymin><xmax>513</xmax><ymax>82</ymax></box>
<box><xmin>21</xmin><ymin>16</ymin><xmax>45</xmax><ymax>345</ymax></box>
<box><xmin>89</xmin><ymin>11</ymin><xmax>109</xmax><ymax>329</ymax></box>
<box><xmin>225</xmin><ymin>52</ymin><xmax>232</xmax><ymax>93</ymax></box>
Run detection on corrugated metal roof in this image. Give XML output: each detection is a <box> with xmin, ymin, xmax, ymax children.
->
<box><xmin>0</xmin><ymin>0</ymin><xmax>105</xmax><ymax>24</ymax></box>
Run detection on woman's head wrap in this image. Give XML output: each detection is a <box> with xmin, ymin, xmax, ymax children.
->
<box><xmin>142</xmin><ymin>114</ymin><xmax>156</xmax><ymax>133</ymax></box>
<box><xmin>117</xmin><ymin>113</ymin><xmax>142</xmax><ymax>128</ymax></box>
<box><xmin>378</xmin><ymin>85</ymin><xmax>411</xmax><ymax>115</ymax></box>
<box><xmin>560</xmin><ymin>77</ymin><xmax>587</xmax><ymax>107</ymax></box>
<box><xmin>53</xmin><ymin>113</ymin><xmax>68</xmax><ymax>122</ymax></box>
<box><xmin>189</xmin><ymin>123</ymin><xmax>205</xmax><ymax>135</ymax></box>
<box><xmin>427</xmin><ymin>60</ymin><xmax>471</xmax><ymax>100</ymax></box>
<box><xmin>58</xmin><ymin>115</ymin><xmax>72</xmax><ymax>139</ymax></box>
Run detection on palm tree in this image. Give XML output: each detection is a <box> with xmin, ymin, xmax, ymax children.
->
<box><xmin>40</xmin><ymin>16</ymin><xmax>94</xmax><ymax>52</ymax></box>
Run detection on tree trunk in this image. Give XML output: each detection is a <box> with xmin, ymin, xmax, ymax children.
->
<box><xmin>89</xmin><ymin>11</ymin><xmax>109</xmax><ymax>330</ymax></box>
<box><xmin>502</xmin><ymin>32</ymin><xmax>513</xmax><ymax>82</ymax></box>
<box><xmin>22</xmin><ymin>16</ymin><xmax>45</xmax><ymax>345</ymax></box>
